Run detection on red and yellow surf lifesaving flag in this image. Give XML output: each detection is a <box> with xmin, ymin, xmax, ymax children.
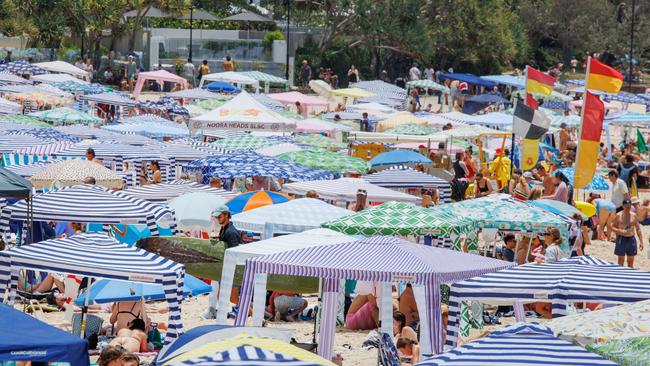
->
<box><xmin>574</xmin><ymin>91</ymin><xmax>605</xmax><ymax>188</ymax></box>
<box><xmin>526</xmin><ymin>66</ymin><xmax>555</xmax><ymax>96</ymax></box>
<box><xmin>586</xmin><ymin>58</ymin><xmax>623</xmax><ymax>93</ymax></box>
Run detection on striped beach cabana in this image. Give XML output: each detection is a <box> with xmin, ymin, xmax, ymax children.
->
<box><xmin>121</xmin><ymin>180</ymin><xmax>236</xmax><ymax>203</ymax></box>
<box><xmin>362</xmin><ymin>167</ymin><xmax>451</xmax><ymax>202</ymax></box>
<box><xmin>0</xmin><ymin>184</ymin><xmax>177</xmax><ymax>240</ymax></box>
<box><xmin>419</xmin><ymin>323</ymin><xmax>616</xmax><ymax>365</ymax></box>
<box><xmin>0</xmin><ymin>233</ymin><xmax>185</xmax><ymax>344</ymax></box>
<box><xmin>446</xmin><ymin>256</ymin><xmax>650</xmax><ymax>348</ymax></box>
<box><xmin>234</xmin><ymin>236</ymin><xmax>513</xmax><ymax>359</ymax></box>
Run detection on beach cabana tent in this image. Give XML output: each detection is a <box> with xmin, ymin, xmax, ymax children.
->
<box><xmin>546</xmin><ymin>299</ymin><xmax>650</xmax><ymax>346</ymax></box>
<box><xmin>480</xmin><ymin>74</ymin><xmax>525</xmax><ymax>88</ymax></box>
<box><xmin>189</xmin><ymin>91</ymin><xmax>296</xmax><ymax>133</ymax></box>
<box><xmin>268</xmin><ymin>91</ymin><xmax>329</xmax><ymax>112</ymax></box>
<box><xmin>256</xmin><ymin>143</ymin><xmax>303</xmax><ymax>157</ymax></box>
<box><xmin>362</xmin><ymin>167</ymin><xmax>451</xmax><ymax>201</ymax></box>
<box><xmin>351</xmin><ymin>80</ymin><xmax>407</xmax><ymax>101</ymax></box>
<box><xmin>235</xmin><ymin>236</ymin><xmax>514</xmax><ymax>358</ymax></box>
<box><xmin>348</xmin><ymin>102</ymin><xmax>398</xmax><ymax>113</ymax></box>
<box><xmin>133</xmin><ymin>70</ymin><xmax>190</xmax><ymax>98</ymax></box>
<box><xmin>121</xmin><ymin>180</ymin><xmax>235</xmax><ymax>202</ymax></box>
<box><xmin>283</xmin><ymin>177</ymin><xmax>419</xmax><ymax>203</ymax></box>
<box><xmin>29</xmin><ymin>159</ymin><xmax>123</xmax><ymax>189</ymax></box>
<box><xmin>231</xmin><ymin>198</ymin><xmax>352</xmax><ymax>239</ymax></box>
<box><xmin>102</xmin><ymin>121</ymin><xmax>190</xmax><ymax>140</ymax></box>
<box><xmin>321</xmin><ymin>201</ymin><xmax>473</xmax><ymax>239</ymax></box>
<box><xmin>294</xmin><ymin>134</ymin><xmax>347</xmax><ymax>150</ymax></box>
<box><xmin>166</xmin><ymin>88</ymin><xmax>226</xmax><ymax>100</ymax></box>
<box><xmin>278</xmin><ymin>149</ymin><xmax>370</xmax><ymax>174</ymax></box>
<box><xmin>0</xmin><ymin>72</ymin><xmax>30</xmax><ymax>84</ymax></box>
<box><xmin>0</xmin><ymin>184</ymin><xmax>177</xmax><ymax>240</ymax></box>
<box><xmin>0</xmin><ymin>167</ymin><xmax>33</xmax><ymax>198</ymax></box>
<box><xmin>32</xmin><ymin>73</ymin><xmax>88</xmax><ymax>84</ymax></box>
<box><xmin>80</xmin><ymin>92</ymin><xmax>137</xmax><ymax>107</ymax></box>
<box><xmin>28</xmin><ymin>107</ymin><xmax>102</xmax><ymax>125</ymax></box>
<box><xmin>0</xmin><ymin>302</ymin><xmax>89</xmax><ymax>365</ymax></box>
<box><xmin>0</xmin><ymin>233</ymin><xmax>185</xmax><ymax>344</ymax></box>
<box><xmin>438</xmin><ymin>73</ymin><xmax>497</xmax><ymax>88</ymax></box>
<box><xmin>239</xmin><ymin>71</ymin><xmax>288</xmax><ymax>93</ymax></box>
<box><xmin>215</xmin><ymin>228</ymin><xmax>356</xmax><ymax>324</ymax></box>
<box><xmin>376</xmin><ymin>112</ymin><xmax>429</xmax><ymax>132</ymax></box>
<box><xmin>155</xmin><ymin>325</ymin><xmax>293</xmax><ymax>365</ymax></box>
<box><xmin>0</xmin><ymin>60</ymin><xmax>47</xmax><ymax>75</ymax></box>
<box><xmin>198</xmin><ymin>71</ymin><xmax>259</xmax><ymax>90</ymax></box>
<box><xmin>212</xmin><ymin>134</ymin><xmax>283</xmax><ymax>151</ymax></box>
<box><xmin>405</xmin><ymin>79</ymin><xmax>450</xmax><ymax>93</ymax></box>
<box><xmin>446</xmin><ymin>256</ymin><xmax>650</xmax><ymax>347</ymax></box>
<box><xmin>420</xmin><ymin>323</ymin><xmax>617</xmax><ymax>365</ymax></box>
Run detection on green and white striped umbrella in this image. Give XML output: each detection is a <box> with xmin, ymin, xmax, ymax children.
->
<box><xmin>385</xmin><ymin>123</ymin><xmax>435</xmax><ymax>135</ymax></box>
<box><xmin>295</xmin><ymin>134</ymin><xmax>347</xmax><ymax>150</ymax></box>
<box><xmin>213</xmin><ymin>135</ymin><xmax>283</xmax><ymax>151</ymax></box>
<box><xmin>406</xmin><ymin>79</ymin><xmax>450</xmax><ymax>92</ymax></box>
<box><xmin>0</xmin><ymin>115</ymin><xmax>53</xmax><ymax>128</ymax></box>
<box><xmin>321</xmin><ymin>201</ymin><xmax>476</xmax><ymax>237</ymax></box>
<box><xmin>28</xmin><ymin>107</ymin><xmax>102</xmax><ymax>125</ymax></box>
<box><xmin>239</xmin><ymin>71</ymin><xmax>288</xmax><ymax>85</ymax></box>
<box><xmin>277</xmin><ymin>148</ymin><xmax>369</xmax><ymax>174</ymax></box>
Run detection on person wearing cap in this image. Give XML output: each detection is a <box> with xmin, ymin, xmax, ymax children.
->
<box><xmin>350</xmin><ymin>189</ymin><xmax>368</xmax><ymax>212</ymax></box>
<box><xmin>608</xmin><ymin>170</ymin><xmax>630</xmax><ymax>213</ymax></box>
<box><xmin>211</xmin><ymin>205</ymin><xmax>242</xmax><ymax>249</ymax></box>
<box><xmin>558</xmin><ymin>121</ymin><xmax>572</xmax><ymax>153</ymax></box>
<box><xmin>611</xmin><ymin>198</ymin><xmax>643</xmax><ymax>267</ymax></box>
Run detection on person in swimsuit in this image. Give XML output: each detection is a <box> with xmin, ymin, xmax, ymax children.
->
<box><xmin>17</xmin><ymin>271</ymin><xmax>65</xmax><ymax>294</ymax></box>
<box><xmin>587</xmin><ymin>193</ymin><xmax>616</xmax><ymax>240</ymax></box>
<box><xmin>149</xmin><ymin>161</ymin><xmax>161</xmax><ymax>184</ymax></box>
<box><xmin>398</xmin><ymin>284</ymin><xmax>419</xmax><ymax>328</ymax></box>
<box><xmin>345</xmin><ymin>281</ymin><xmax>379</xmax><ymax>330</ymax></box>
<box><xmin>474</xmin><ymin>172</ymin><xmax>492</xmax><ymax>197</ymax></box>
<box><xmin>108</xmin><ymin>318</ymin><xmax>148</xmax><ymax>353</ymax></box>
<box><xmin>396</xmin><ymin>338</ymin><xmax>420</xmax><ymax>365</ymax></box>
<box><xmin>508</xmin><ymin>169</ymin><xmax>530</xmax><ymax>200</ymax></box>
<box><xmin>634</xmin><ymin>198</ymin><xmax>650</xmax><ymax>225</ymax></box>
<box><xmin>612</xmin><ymin>198</ymin><xmax>644</xmax><ymax>268</ymax></box>
<box><xmin>393</xmin><ymin>311</ymin><xmax>417</xmax><ymax>344</ymax></box>
<box><xmin>109</xmin><ymin>300</ymin><xmax>150</xmax><ymax>334</ymax></box>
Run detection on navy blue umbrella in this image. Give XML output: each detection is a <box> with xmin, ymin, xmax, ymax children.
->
<box><xmin>204</xmin><ymin>81</ymin><xmax>241</xmax><ymax>93</ymax></box>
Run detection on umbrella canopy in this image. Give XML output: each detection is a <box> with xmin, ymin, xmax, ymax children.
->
<box><xmin>362</xmin><ymin>167</ymin><xmax>451</xmax><ymax>199</ymax></box>
<box><xmin>163</xmin><ymin>335</ymin><xmax>332</xmax><ymax>366</ymax></box>
<box><xmin>29</xmin><ymin>160</ymin><xmax>123</xmax><ymax>189</ymax></box>
<box><xmin>278</xmin><ymin>149</ymin><xmax>370</xmax><ymax>174</ymax></box>
<box><xmin>184</xmin><ymin>152</ymin><xmax>334</xmax><ymax>183</ymax></box>
<box><xmin>546</xmin><ymin>299</ymin><xmax>650</xmax><ymax>347</ymax></box>
<box><xmin>50</xmin><ymin>81</ymin><xmax>109</xmax><ymax>94</ymax></box>
<box><xmin>587</xmin><ymin>336</ymin><xmax>650</xmax><ymax>366</ymax></box>
<box><xmin>75</xmin><ymin>275</ymin><xmax>211</xmax><ymax>305</ymax></box>
<box><xmin>420</xmin><ymin>323</ymin><xmax>617</xmax><ymax>366</ymax></box>
<box><xmin>0</xmin><ymin>60</ymin><xmax>47</xmax><ymax>75</ymax></box>
<box><xmin>385</xmin><ymin>123</ymin><xmax>434</xmax><ymax>135</ymax></box>
<box><xmin>4</xmin><ymin>128</ymin><xmax>80</xmax><ymax>143</ymax></box>
<box><xmin>232</xmin><ymin>198</ymin><xmax>352</xmax><ymax>238</ymax></box>
<box><xmin>0</xmin><ymin>303</ymin><xmax>89</xmax><ymax>365</ymax></box>
<box><xmin>28</xmin><ymin>107</ymin><xmax>102</xmax><ymax>125</ymax></box>
<box><xmin>554</xmin><ymin>167</ymin><xmax>610</xmax><ymax>191</ymax></box>
<box><xmin>204</xmin><ymin>81</ymin><xmax>240</xmax><ymax>93</ymax></box>
<box><xmin>155</xmin><ymin>325</ymin><xmax>293</xmax><ymax>365</ymax></box>
<box><xmin>226</xmin><ymin>190</ymin><xmax>290</xmax><ymax>215</ymax></box>
<box><xmin>213</xmin><ymin>135</ymin><xmax>282</xmax><ymax>151</ymax></box>
<box><xmin>405</xmin><ymin>79</ymin><xmax>450</xmax><ymax>92</ymax></box>
<box><xmin>370</xmin><ymin>150</ymin><xmax>431</xmax><ymax>167</ymax></box>
<box><xmin>168</xmin><ymin>192</ymin><xmax>227</xmax><ymax>228</ymax></box>
<box><xmin>527</xmin><ymin>198</ymin><xmax>588</xmax><ymax>219</ymax></box>
<box><xmin>123</xmin><ymin>6</ymin><xmax>169</xmax><ymax>18</ymax></box>
<box><xmin>121</xmin><ymin>180</ymin><xmax>235</xmax><ymax>203</ymax></box>
<box><xmin>169</xmin><ymin>345</ymin><xmax>326</xmax><ymax>366</ymax></box>
<box><xmin>322</xmin><ymin>201</ymin><xmax>476</xmax><ymax>238</ymax></box>
<box><xmin>294</xmin><ymin>134</ymin><xmax>347</xmax><ymax>150</ymax></box>
<box><xmin>0</xmin><ymin>167</ymin><xmax>33</xmax><ymax>198</ymax></box>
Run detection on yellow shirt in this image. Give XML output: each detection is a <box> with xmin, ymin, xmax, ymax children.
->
<box><xmin>490</xmin><ymin>155</ymin><xmax>511</xmax><ymax>188</ymax></box>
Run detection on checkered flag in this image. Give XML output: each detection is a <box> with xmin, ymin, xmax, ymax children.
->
<box><xmin>512</xmin><ymin>100</ymin><xmax>551</xmax><ymax>169</ymax></box>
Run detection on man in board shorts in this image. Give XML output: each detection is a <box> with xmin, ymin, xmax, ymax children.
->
<box><xmin>612</xmin><ymin>198</ymin><xmax>644</xmax><ymax>268</ymax></box>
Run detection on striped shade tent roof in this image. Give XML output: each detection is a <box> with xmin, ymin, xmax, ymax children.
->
<box><xmin>421</xmin><ymin>323</ymin><xmax>617</xmax><ymax>366</ymax></box>
<box><xmin>212</xmin><ymin>135</ymin><xmax>284</xmax><ymax>151</ymax></box>
<box><xmin>0</xmin><ymin>115</ymin><xmax>53</xmax><ymax>128</ymax></box>
<box><xmin>362</xmin><ymin>166</ymin><xmax>451</xmax><ymax>195</ymax></box>
<box><xmin>0</xmin><ymin>135</ymin><xmax>50</xmax><ymax>153</ymax></box>
<box><xmin>252</xmin><ymin>94</ymin><xmax>288</xmax><ymax>112</ymax></box>
<box><xmin>283</xmin><ymin>177</ymin><xmax>420</xmax><ymax>203</ymax></box>
<box><xmin>121</xmin><ymin>180</ymin><xmax>236</xmax><ymax>203</ymax></box>
<box><xmin>0</xmin><ymin>71</ymin><xmax>30</xmax><ymax>84</ymax></box>
<box><xmin>138</xmin><ymin>96</ymin><xmax>189</xmax><ymax>116</ymax></box>
<box><xmin>118</xmin><ymin>114</ymin><xmax>173</xmax><ymax>124</ymax></box>
<box><xmin>215</xmin><ymin>228</ymin><xmax>355</xmax><ymax>324</ymax></box>
<box><xmin>13</xmin><ymin>142</ymin><xmax>74</xmax><ymax>156</ymax></box>
<box><xmin>226</xmin><ymin>190</ymin><xmax>290</xmax><ymax>215</ymax></box>
<box><xmin>0</xmin><ymin>184</ymin><xmax>176</xmax><ymax>239</ymax></box>
<box><xmin>168</xmin><ymin>345</ymin><xmax>326</xmax><ymax>366</ymax></box>
<box><xmin>53</xmin><ymin>142</ymin><xmax>161</xmax><ymax>160</ymax></box>
<box><xmin>232</xmin><ymin>198</ymin><xmax>352</xmax><ymax>239</ymax></box>
<box><xmin>350</xmin><ymin>80</ymin><xmax>407</xmax><ymax>100</ymax></box>
<box><xmin>4</xmin><ymin>160</ymin><xmax>58</xmax><ymax>177</ymax></box>
<box><xmin>0</xmin><ymin>233</ymin><xmax>186</xmax><ymax>344</ymax></box>
<box><xmin>80</xmin><ymin>92</ymin><xmax>137</xmax><ymax>107</ymax></box>
<box><xmin>102</xmin><ymin>121</ymin><xmax>190</xmax><ymax>140</ymax></box>
<box><xmin>4</xmin><ymin>128</ymin><xmax>81</xmax><ymax>143</ymax></box>
<box><xmin>370</xmin><ymin>149</ymin><xmax>432</xmax><ymax>167</ymax></box>
<box><xmin>385</xmin><ymin>123</ymin><xmax>435</xmax><ymax>135</ymax></box>
<box><xmin>183</xmin><ymin>152</ymin><xmax>335</xmax><ymax>183</ymax></box>
<box><xmin>445</xmin><ymin>256</ymin><xmax>650</xmax><ymax>348</ymax></box>
<box><xmin>277</xmin><ymin>149</ymin><xmax>370</xmax><ymax>175</ymax></box>
<box><xmin>163</xmin><ymin>335</ymin><xmax>334</xmax><ymax>366</ymax></box>
<box><xmin>235</xmin><ymin>236</ymin><xmax>514</xmax><ymax>357</ymax></box>
<box><xmin>0</xmin><ymin>60</ymin><xmax>47</xmax><ymax>75</ymax></box>
<box><xmin>239</xmin><ymin>71</ymin><xmax>289</xmax><ymax>85</ymax></box>
<box><xmin>28</xmin><ymin>107</ymin><xmax>103</xmax><ymax>125</ymax></box>
<box><xmin>52</xmin><ymin>125</ymin><xmax>153</xmax><ymax>144</ymax></box>
<box><xmin>155</xmin><ymin>143</ymin><xmax>225</xmax><ymax>163</ymax></box>
<box><xmin>50</xmin><ymin>81</ymin><xmax>109</xmax><ymax>95</ymax></box>
<box><xmin>321</xmin><ymin>201</ymin><xmax>475</xmax><ymax>238</ymax></box>
<box><xmin>294</xmin><ymin>134</ymin><xmax>348</xmax><ymax>150</ymax></box>
<box><xmin>28</xmin><ymin>159</ymin><xmax>123</xmax><ymax>189</ymax></box>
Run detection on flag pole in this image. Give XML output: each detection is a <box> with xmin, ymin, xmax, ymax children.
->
<box><xmin>573</xmin><ymin>56</ymin><xmax>591</xmax><ymax>192</ymax></box>
<box><xmin>510</xmin><ymin>66</ymin><xmax>528</xmax><ymax>174</ymax></box>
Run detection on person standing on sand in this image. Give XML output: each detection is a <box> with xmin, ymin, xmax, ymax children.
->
<box><xmin>222</xmin><ymin>55</ymin><xmax>235</xmax><ymax>71</ymax></box>
<box><xmin>611</xmin><ymin>198</ymin><xmax>644</xmax><ymax>268</ymax></box>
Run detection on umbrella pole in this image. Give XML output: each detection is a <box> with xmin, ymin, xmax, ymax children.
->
<box><xmin>80</xmin><ymin>277</ymin><xmax>94</xmax><ymax>339</ymax></box>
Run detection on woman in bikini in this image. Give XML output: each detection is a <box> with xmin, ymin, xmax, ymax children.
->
<box><xmin>474</xmin><ymin>172</ymin><xmax>493</xmax><ymax>198</ymax></box>
<box><xmin>108</xmin><ymin>318</ymin><xmax>148</xmax><ymax>353</ymax></box>
<box><xmin>109</xmin><ymin>299</ymin><xmax>150</xmax><ymax>334</ymax></box>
